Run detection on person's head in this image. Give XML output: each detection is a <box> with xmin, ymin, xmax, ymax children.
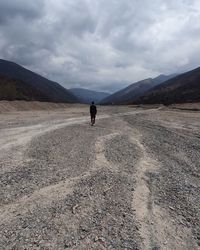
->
<box><xmin>92</xmin><ymin>101</ymin><xmax>94</xmax><ymax>105</ymax></box>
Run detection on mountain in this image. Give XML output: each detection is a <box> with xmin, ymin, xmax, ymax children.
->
<box><xmin>100</xmin><ymin>74</ymin><xmax>176</xmax><ymax>105</ymax></box>
<box><xmin>69</xmin><ymin>88</ymin><xmax>110</xmax><ymax>104</ymax></box>
<box><xmin>0</xmin><ymin>59</ymin><xmax>77</xmax><ymax>103</ymax></box>
<box><xmin>0</xmin><ymin>75</ymin><xmax>48</xmax><ymax>101</ymax></box>
<box><xmin>132</xmin><ymin>67</ymin><xmax>200</xmax><ymax>105</ymax></box>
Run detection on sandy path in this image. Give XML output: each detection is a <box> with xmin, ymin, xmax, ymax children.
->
<box><xmin>125</xmin><ymin>124</ymin><xmax>197</xmax><ymax>250</ymax></box>
<box><xmin>0</xmin><ymin>106</ymin><xmax>200</xmax><ymax>249</ymax></box>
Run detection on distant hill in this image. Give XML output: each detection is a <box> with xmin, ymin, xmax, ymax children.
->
<box><xmin>69</xmin><ymin>88</ymin><xmax>110</xmax><ymax>104</ymax></box>
<box><xmin>0</xmin><ymin>59</ymin><xmax>77</xmax><ymax>103</ymax></box>
<box><xmin>100</xmin><ymin>74</ymin><xmax>176</xmax><ymax>105</ymax></box>
<box><xmin>132</xmin><ymin>67</ymin><xmax>200</xmax><ymax>105</ymax></box>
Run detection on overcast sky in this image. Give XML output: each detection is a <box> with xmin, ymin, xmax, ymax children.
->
<box><xmin>0</xmin><ymin>0</ymin><xmax>200</xmax><ymax>92</ymax></box>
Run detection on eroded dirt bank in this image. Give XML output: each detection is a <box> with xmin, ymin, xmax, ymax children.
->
<box><xmin>0</xmin><ymin>105</ymin><xmax>200</xmax><ymax>249</ymax></box>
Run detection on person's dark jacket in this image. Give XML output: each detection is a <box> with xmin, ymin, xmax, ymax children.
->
<box><xmin>90</xmin><ymin>104</ymin><xmax>97</xmax><ymax>116</ymax></box>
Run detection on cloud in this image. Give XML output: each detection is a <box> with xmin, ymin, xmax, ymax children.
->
<box><xmin>0</xmin><ymin>0</ymin><xmax>200</xmax><ymax>92</ymax></box>
<box><xmin>0</xmin><ymin>0</ymin><xmax>45</xmax><ymax>24</ymax></box>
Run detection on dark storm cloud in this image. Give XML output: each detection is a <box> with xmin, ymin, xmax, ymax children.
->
<box><xmin>0</xmin><ymin>0</ymin><xmax>200</xmax><ymax>92</ymax></box>
<box><xmin>0</xmin><ymin>0</ymin><xmax>45</xmax><ymax>24</ymax></box>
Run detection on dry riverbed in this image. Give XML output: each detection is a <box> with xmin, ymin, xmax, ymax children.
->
<box><xmin>0</xmin><ymin>103</ymin><xmax>200</xmax><ymax>249</ymax></box>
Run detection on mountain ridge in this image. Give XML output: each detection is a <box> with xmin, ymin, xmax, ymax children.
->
<box><xmin>132</xmin><ymin>67</ymin><xmax>200</xmax><ymax>104</ymax></box>
<box><xmin>0</xmin><ymin>59</ymin><xmax>77</xmax><ymax>103</ymax></box>
<box><xmin>69</xmin><ymin>88</ymin><xmax>110</xmax><ymax>104</ymax></box>
<box><xmin>100</xmin><ymin>74</ymin><xmax>176</xmax><ymax>105</ymax></box>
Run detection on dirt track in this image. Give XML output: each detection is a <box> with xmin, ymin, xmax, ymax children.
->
<box><xmin>0</xmin><ymin>104</ymin><xmax>200</xmax><ymax>249</ymax></box>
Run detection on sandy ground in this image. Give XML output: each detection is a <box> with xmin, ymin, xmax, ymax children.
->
<box><xmin>0</xmin><ymin>103</ymin><xmax>200</xmax><ymax>249</ymax></box>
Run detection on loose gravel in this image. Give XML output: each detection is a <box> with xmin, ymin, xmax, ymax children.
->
<box><xmin>0</xmin><ymin>106</ymin><xmax>200</xmax><ymax>249</ymax></box>
<box><xmin>125</xmin><ymin>111</ymin><xmax>200</xmax><ymax>247</ymax></box>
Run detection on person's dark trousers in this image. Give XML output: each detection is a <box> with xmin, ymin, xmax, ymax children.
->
<box><xmin>91</xmin><ymin>115</ymin><xmax>96</xmax><ymax>125</ymax></box>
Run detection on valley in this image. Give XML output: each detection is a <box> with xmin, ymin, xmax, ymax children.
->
<box><xmin>0</xmin><ymin>104</ymin><xmax>199</xmax><ymax>249</ymax></box>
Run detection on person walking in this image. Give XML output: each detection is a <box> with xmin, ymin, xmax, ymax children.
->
<box><xmin>90</xmin><ymin>101</ymin><xmax>97</xmax><ymax>126</ymax></box>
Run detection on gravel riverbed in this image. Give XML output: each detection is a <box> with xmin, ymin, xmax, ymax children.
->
<box><xmin>0</xmin><ymin>105</ymin><xmax>200</xmax><ymax>249</ymax></box>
